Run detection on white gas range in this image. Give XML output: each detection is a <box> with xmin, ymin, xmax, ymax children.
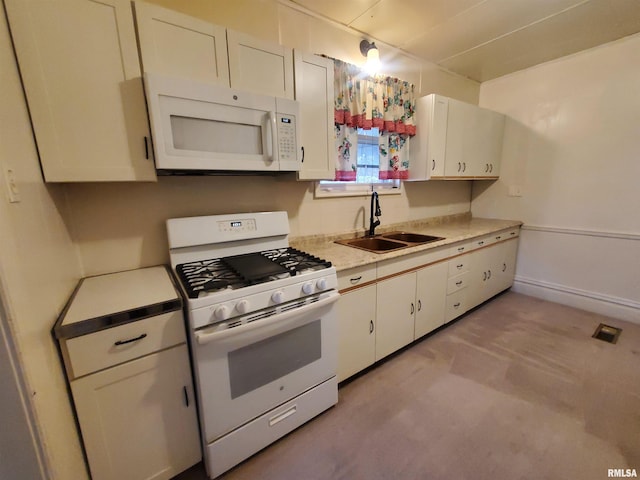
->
<box><xmin>167</xmin><ymin>211</ymin><xmax>339</xmax><ymax>479</ymax></box>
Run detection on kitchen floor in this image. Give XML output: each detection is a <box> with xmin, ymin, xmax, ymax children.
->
<box><xmin>175</xmin><ymin>292</ymin><xmax>640</xmax><ymax>480</ymax></box>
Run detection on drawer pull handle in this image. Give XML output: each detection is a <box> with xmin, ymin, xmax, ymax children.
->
<box><xmin>496</xmin><ymin>236</ymin><xmax>501</xmax><ymax>240</ymax></box>
<box><xmin>456</xmin><ymin>280</ymin><xmax>463</xmax><ymax>286</ymax></box>
<box><xmin>458</xmin><ymin>247</ymin><xmax>464</xmax><ymax>252</ymax></box>
<box><xmin>457</xmin><ymin>264</ymin><xmax>463</xmax><ymax>269</ymax></box>
<box><xmin>114</xmin><ymin>333</ymin><xmax>147</xmax><ymax>346</ymax></box>
<box><xmin>483</xmin><ymin>271</ymin><xmax>487</xmax><ymax>281</ymax></box>
<box><xmin>503</xmin><ymin>263</ymin><xmax>507</xmax><ymax>272</ymax></box>
<box><xmin>432</xmin><ymin>159</ymin><xmax>436</xmax><ymax>170</ymax></box>
<box><xmin>417</xmin><ymin>300</ymin><xmax>422</xmax><ymax>311</ymax></box>
<box><xmin>478</xmin><ymin>241</ymin><xmax>484</xmax><ymax>246</ymax></box>
<box><xmin>454</xmin><ymin>302</ymin><xmax>461</xmax><ymax>308</ymax></box>
<box><xmin>269</xmin><ymin>405</ymin><xmax>297</xmax><ymax>427</ymax></box>
<box><xmin>510</xmin><ymin>231</ymin><xmax>516</xmax><ymax>236</ymax></box>
<box><xmin>350</xmin><ymin>276</ymin><xmax>363</xmax><ymax>284</ymax></box>
<box><xmin>487</xmin><ymin>269</ymin><xmax>492</xmax><ymax>279</ymax></box>
<box><xmin>410</xmin><ymin>303</ymin><xmax>414</xmax><ymax>315</ymax></box>
<box><xmin>369</xmin><ymin>320</ymin><xmax>374</xmax><ymax>334</ymax></box>
<box><xmin>183</xmin><ymin>386</ymin><xmax>190</xmax><ymax>407</ymax></box>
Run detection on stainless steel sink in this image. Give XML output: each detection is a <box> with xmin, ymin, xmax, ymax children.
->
<box><xmin>337</xmin><ymin>237</ymin><xmax>407</xmax><ymax>253</ymax></box>
<box><xmin>336</xmin><ymin>231</ymin><xmax>445</xmax><ymax>254</ymax></box>
<box><xmin>381</xmin><ymin>232</ymin><xmax>444</xmax><ymax>244</ymax></box>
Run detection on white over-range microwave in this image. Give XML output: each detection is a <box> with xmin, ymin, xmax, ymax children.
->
<box><xmin>144</xmin><ymin>73</ymin><xmax>301</xmax><ymax>173</ymax></box>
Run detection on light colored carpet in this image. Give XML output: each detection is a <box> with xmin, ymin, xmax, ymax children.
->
<box><xmin>176</xmin><ymin>292</ymin><xmax>640</xmax><ymax>480</ymax></box>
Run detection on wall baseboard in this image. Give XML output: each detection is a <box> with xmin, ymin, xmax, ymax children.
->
<box><xmin>512</xmin><ymin>276</ymin><xmax>640</xmax><ymax>325</ymax></box>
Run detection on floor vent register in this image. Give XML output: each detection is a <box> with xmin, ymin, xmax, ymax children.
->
<box><xmin>592</xmin><ymin>323</ymin><xmax>622</xmax><ymax>344</ymax></box>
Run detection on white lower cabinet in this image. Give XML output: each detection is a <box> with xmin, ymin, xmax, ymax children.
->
<box><xmin>336</xmin><ymin>229</ymin><xmax>520</xmax><ymax>382</ymax></box>
<box><xmin>468</xmin><ymin>237</ymin><xmax>519</xmax><ymax>308</ymax></box>
<box><xmin>414</xmin><ymin>262</ymin><xmax>448</xmax><ymax>338</ymax></box>
<box><xmin>375</xmin><ymin>260</ymin><xmax>448</xmax><ymax>360</ymax></box>
<box><xmin>337</xmin><ymin>284</ymin><xmax>377</xmax><ymax>382</ymax></box>
<box><xmin>54</xmin><ymin>267</ymin><xmax>201</xmax><ymax>480</ymax></box>
<box><xmin>376</xmin><ymin>272</ymin><xmax>417</xmax><ymax>361</ymax></box>
<box><xmin>71</xmin><ymin>344</ymin><xmax>201</xmax><ymax>480</ymax></box>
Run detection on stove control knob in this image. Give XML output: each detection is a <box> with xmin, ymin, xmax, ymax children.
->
<box><xmin>236</xmin><ymin>299</ymin><xmax>250</xmax><ymax>314</ymax></box>
<box><xmin>271</xmin><ymin>290</ymin><xmax>285</xmax><ymax>304</ymax></box>
<box><xmin>214</xmin><ymin>305</ymin><xmax>230</xmax><ymax>321</ymax></box>
<box><xmin>302</xmin><ymin>282</ymin><xmax>314</xmax><ymax>295</ymax></box>
<box><xmin>316</xmin><ymin>278</ymin><xmax>328</xmax><ymax>291</ymax></box>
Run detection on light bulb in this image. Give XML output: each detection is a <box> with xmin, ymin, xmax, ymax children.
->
<box><xmin>365</xmin><ymin>45</ymin><xmax>380</xmax><ymax>74</ymax></box>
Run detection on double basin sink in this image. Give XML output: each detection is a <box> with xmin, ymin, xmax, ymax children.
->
<box><xmin>336</xmin><ymin>231</ymin><xmax>445</xmax><ymax>254</ymax></box>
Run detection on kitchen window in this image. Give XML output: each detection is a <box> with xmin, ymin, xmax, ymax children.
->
<box><xmin>315</xmin><ymin>128</ymin><xmax>402</xmax><ymax>198</ymax></box>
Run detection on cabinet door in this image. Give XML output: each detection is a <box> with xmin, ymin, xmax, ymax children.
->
<box><xmin>440</xmin><ymin>97</ymin><xmax>504</xmax><ymax>179</ymax></box>
<box><xmin>227</xmin><ymin>30</ymin><xmax>294</xmax><ymax>99</ymax></box>
<box><xmin>443</xmin><ymin>98</ymin><xmax>474</xmax><ymax>177</ymax></box>
<box><xmin>467</xmin><ymin>247</ymin><xmax>491</xmax><ymax>308</ymax></box>
<box><xmin>134</xmin><ymin>1</ymin><xmax>229</xmax><ymax>86</ymax></box>
<box><xmin>493</xmin><ymin>238</ymin><xmax>519</xmax><ymax>294</ymax></box>
<box><xmin>415</xmin><ymin>261</ymin><xmax>448</xmax><ymax>338</ymax></box>
<box><xmin>337</xmin><ymin>285</ymin><xmax>376</xmax><ymax>382</ymax></box>
<box><xmin>466</xmin><ymin>106</ymin><xmax>504</xmax><ymax>178</ymax></box>
<box><xmin>410</xmin><ymin>94</ymin><xmax>447</xmax><ymax>180</ymax></box>
<box><xmin>376</xmin><ymin>272</ymin><xmax>416</xmax><ymax>361</ymax></box>
<box><xmin>294</xmin><ymin>51</ymin><xmax>334</xmax><ymax>180</ymax></box>
<box><xmin>5</xmin><ymin>0</ymin><xmax>156</xmax><ymax>182</ymax></box>
<box><xmin>71</xmin><ymin>344</ymin><xmax>200</xmax><ymax>480</ymax></box>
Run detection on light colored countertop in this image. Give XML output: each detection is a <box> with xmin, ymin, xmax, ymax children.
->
<box><xmin>290</xmin><ymin>213</ymin><xmax>523</xmax><ymax>272</ymax></box>
<box><xmin>54</xmin><ymin>265</ymin><xmax>182</xmax><ymax>339</ymax></box>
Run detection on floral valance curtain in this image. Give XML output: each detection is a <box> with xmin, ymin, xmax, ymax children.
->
<box><xmin>333</xmin><ymin>59</ymin><xmax>416</xmax><ymax>181</ymax></box>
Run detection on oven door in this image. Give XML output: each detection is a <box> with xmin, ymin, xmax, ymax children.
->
<box><xmin>191</xmin><ymin>291</ymin><xmax>339</xmax><ymax>442</ymax></box>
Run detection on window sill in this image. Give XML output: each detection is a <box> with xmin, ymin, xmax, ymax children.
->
<box><xmin>314</xmin><ymin>181</ymin><xmax>402</xmax><ymax>198</ymax></box>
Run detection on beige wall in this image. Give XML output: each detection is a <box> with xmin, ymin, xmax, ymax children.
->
<box><xmin>472</xmin><ymin>33</ymin><xmax>640</xmax><ymax>323</ymax></box>
<box><xmin>0</xmin><ymin>3</ymin><xmax>86</xmax><ymax>479</ymax></box>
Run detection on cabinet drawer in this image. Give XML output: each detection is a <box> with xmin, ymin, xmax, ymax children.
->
<box><xmin>471</xmin><ymin>234</ymin><xmax>496</xmax><ymax>250</ymax></box>
<box><xmin>64</xmin><ymin>311</ymin><xmax>186</xmax><ymax>379</ymax></box>
<box><xmin>445</xmin><ymin>290</ymin><xmax>467</xmax><ymax>323</ymax></box>
<box><xmin>377</xmin><ymin>245</ymin><xmax>449</xmax><ymax>278</ymax></box>
<box><xmin>448</xmin><ymin>257</ymin><xmax>469</xmax><ymax>276</ymax></box>
<box><xmin>446</xmin><ymin>272</ymin><xmax>469</xmax><ymax>294</ymax></box>
<box><xmin>337</xmin><ymin>264</ymin><xmax>376</xmax><ymax>291</ymax></box>
<box><xmin>449</xmin><ymin>241</ymin><xmax>473</xmax><ymax>257</ymax></box>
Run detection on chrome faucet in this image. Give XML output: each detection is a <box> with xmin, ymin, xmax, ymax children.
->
<box><xmin>368</xmin><ymin>191</ymin><xmax>382</xmax><ymax>236</ymax></box>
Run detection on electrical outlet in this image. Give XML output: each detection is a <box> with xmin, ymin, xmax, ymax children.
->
<box><xmin>508</xmin><ymin>185</ymin><xmax>522</xmax><ymax>197</ymax></box>
<box><xmin>4</xmin><ymin>168</ymin><xmax>20</xmax><ymax>203</ymax></box>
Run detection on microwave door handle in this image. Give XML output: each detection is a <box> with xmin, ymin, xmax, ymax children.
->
<box><xmin>267</xmin><ymin>111</ymin><xmax>277</xmax><ymax>164</ymax></box>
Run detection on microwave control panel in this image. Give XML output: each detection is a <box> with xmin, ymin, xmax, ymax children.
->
<box><xmin>277</xmin><ymin>114</ymin><xmax>297</xmax><ymax>162</ymax></box>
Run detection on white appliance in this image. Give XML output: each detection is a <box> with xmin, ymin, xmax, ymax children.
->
<box><xmin>167</xmin><ymin>211</ymin><xmax>339</xmax><ymax>479</ymax></box>
<box><xmin>145</xmin><ymin>73</ymin><xmax>301</xmax><ymax>173</ymax></box>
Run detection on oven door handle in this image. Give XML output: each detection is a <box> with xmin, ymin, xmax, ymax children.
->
<box><xmin>195</xmin><ymin>291</ymin><xmax>340</xmax><ymax>345</ymax></box>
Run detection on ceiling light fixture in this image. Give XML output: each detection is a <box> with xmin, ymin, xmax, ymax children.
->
<box><xmin>360</xmin><ymin>39</ymin><xmax>380</xmax><ymax>74</ymax></box>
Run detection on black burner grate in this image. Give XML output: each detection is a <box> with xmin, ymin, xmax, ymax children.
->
<box><xmin>176</xmin><ymin>247</ymin><xmax>332</xmax><ymax>298</ymax></box>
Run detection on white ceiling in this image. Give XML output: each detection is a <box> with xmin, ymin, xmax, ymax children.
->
<box><xmin>289</xmin><ymin>0</ymin><xmax>640</xmax><ymax>82</ymax></box>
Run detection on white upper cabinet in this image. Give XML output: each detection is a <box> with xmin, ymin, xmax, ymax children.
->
<box><xmin>134</xmin><ymin>1</ymin><xmax>229</xmax><ymax>86</ymax></box>
<box><xmin>133</xmin><ymin>3</ymin><xmax>295</xmax><ymax>100</ymax></box>
<box><xmin>409</xmin><ymin>94</ymin><xmax>505</xmax><ymax>181</ymax></box>
<box><xmin>408</xmin><ymin>95</ymin><xmax>448</xmax><ymax>179</ymax></box>
<box><xmin>444</xmin><ymin>98</ymin><xmax>505</xmax><ymax>178</ymax></box>
<box><xmin>5</xmin><ymin>0</ymin><xmax>156</xmax><ymax>182</ymax></box>
<box><xmin>227</xmin><ymin>29</ymin><xmax>295</xmax><ymax>99</ymax></box>
<box><xmin>294</xmin><ymin>51</ymin><xmax>335</xmax><ymax>180</ymax></box>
